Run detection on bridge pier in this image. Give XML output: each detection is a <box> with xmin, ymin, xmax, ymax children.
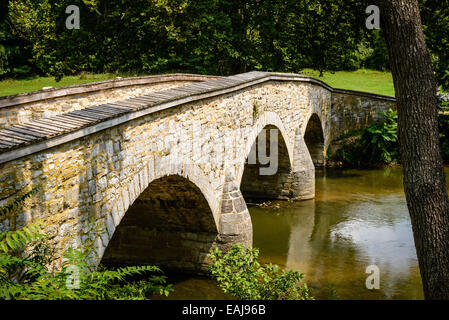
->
<box><xmin>217</xmin><ymin>177</ymin><xmax>253</xmax><ymax>252</ymax></box>
<box><xmin>289</xmin><ymin>131</ymin><xmax>316</xmax><ymax>200</ymax></box>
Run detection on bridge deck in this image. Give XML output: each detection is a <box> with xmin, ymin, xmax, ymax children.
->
<box><xmin>0</xmin><ymin>71</ymin><xmax>395</xmax><ymax>164</ymax></box>
<box><xmin>0</xmin><ymin>72</ymin><xmax>265</xmax><ymax>151</ymax></box>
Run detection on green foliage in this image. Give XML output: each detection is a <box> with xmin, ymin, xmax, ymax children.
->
<box><xmin>252</xmin><ymin>100</ymin><xmax>260</xmax><ymax>120</ymax></box>
<box><xmin>333</xmin><ymin>109</ymin><xmax>399</xmax><ymax>166</ymax></box>
<box><xmin>440</xmin><ymin>99</ymin><xmax>449</xmax><ymax>113</ymax></box>
<box><xmin>209</xmin><ymin>244</ymin><xmax>313</xmax><ymax>300</ymax></box>
<box><xmin>5</xmin><ymin>0</ymin><xmax>367</xmax><ymax>80</ymax></box>
<box><xmin>420</xmin><ymin>0</ymin><xmax>449</xmax><ymax>91</ymax></box>
<box><xmin>359</xmin><ymin>30</ymin><xmax>390</xmax><ymax>71</ymax></box>
<box><xmin>0</xmin><ymin>0</ymin><xmax>34</xmax><ymax>79</ymax></box>
<box><xmin>332</xmin><ymin>109</ymin><xmax>449</xmax><ymax>166</ymax></box>
<box><xmin>0</xmin><ymin>45</ymin><xmax>8</xmax><ymax>76</ymax></box>
<box><xmin>0</xmin><ymin>217</ymin><xmax>172</xmax><ymax>299</ymax></box>
<box><xmin>438</xmin><ymin>113</ymin><xmax>449</xmax><ymax>163</ymax></box>
<box><xmin>360</xmin><ymin>109</ymin><xmax>398</xmax><ymax>164</ymax></box>
<box><xmin>0</xmin><ymin>220</ymin><xmax>44</xmax><ymax>254</ymax></box>
<box><xmin>2</xmin><ymin>0</ymin><xmax>447</xmax><ymax>87</ymax></box>
<box><xmin>0</xmin><ymin>186</ymin><xmax>39</xmax><ymax>219</ymax></box>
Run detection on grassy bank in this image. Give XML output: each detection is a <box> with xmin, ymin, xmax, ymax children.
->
<box><xmin>0</xmin><ymin>69</ymin><xmax>395</xmax><ymax>98</ymax></box>
<box><xmin>0</xmin><ymin>73</ymin><xmax>131</xmax><ymax>97</ymax></box>
<box><xmin>300</xmin><ymin>69</ymin><xmax>395</xmax><ymax>97</ymax></box>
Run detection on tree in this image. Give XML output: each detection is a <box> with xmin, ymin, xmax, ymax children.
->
<box><xmin>419</xmin><ymin>0</ymin><xmax>449</xmax><ymax>92</ymax></box>
<box><xmin>6</xmin><ymin>0</ymin><xmax>368</xmax><ymax>79</ymax></box>
<box><xmin>377</xmin><ymin>0</ymin><xmax>449</xmax><ymax>299</ymax></box>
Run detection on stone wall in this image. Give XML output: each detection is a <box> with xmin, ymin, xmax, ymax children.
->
<box><xmin>330</xmin><ymin>90</ymin><xmax>397</xmax><ymax>142</ymax></box>
<box><xmin>0</xmin><ymin>74</ymin><xmax>217</xmax><ymax>129</ymax></box>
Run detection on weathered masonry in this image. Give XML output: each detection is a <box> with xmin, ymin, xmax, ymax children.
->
<box><xmin>0</xmin><ymin>74</ymin><xmax>218</xmax><ymax>130</ymax></box>
<box><xmin>0</xmin><ymin>72</ymin><xmax>396</xmax><ymax>274</ymax></box>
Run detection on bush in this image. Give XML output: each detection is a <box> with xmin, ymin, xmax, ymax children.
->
<box><xmin>361</xmin><ymin>30</ymin><xmax>390</xmax><ymax>71</ymax></box>
<box><xmin>333</xmin><ymin>109</ymin><xmax>399</xmax><ymax>167</ymax></box>
<box><xmin>360</xmin><ymin>109</ymin><xmax>398</xmax><ymax>164</ymax></box>
<box><xmin>332</xmin><ymin>108</ymin><xmax>449</xmax><ymax>166</ymax></box>
<box><xmin>0</xmin><ymin>220</ymin><xmax>172</xmax><ymax>300</ymax></box>
<box><xmin>209</xmin><ymin>244</ymin><xmax>313</xmax><ymax>300</ymax></box>
<box><xmin>438</xmin><ymin>113</ymin><xmax>449</xmax><ymax>163</ymax></box>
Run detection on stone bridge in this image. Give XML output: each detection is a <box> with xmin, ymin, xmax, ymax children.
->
<box><xmin>0</xmin><ymin>72</ymin><xmax>396</xmax><ymax>273</ymax></box>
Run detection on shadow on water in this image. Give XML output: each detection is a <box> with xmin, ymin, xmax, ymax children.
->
<box><xmin>151</xmin><ymin>273</ymin><xmax>232</xmax><ymax>300</ymax></box>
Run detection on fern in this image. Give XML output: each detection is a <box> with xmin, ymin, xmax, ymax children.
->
<box><xmin>0</xmin><ymin>221</ymin><xmax>44</xmax><ymax>254</ymax></box>
<box><xmin>1</xmin><ymin>189</ymin><xmax>172</xmax><ymax>300</ymax></box>
<box><xmin>0</xmin><ymin>186</ymin><xmax>39</xmax><ymax>219</ymax></box>
<box><xmin>0</xmin><ymin>221</ymin><xmax>173</xmax><ymax>300</ymax></box>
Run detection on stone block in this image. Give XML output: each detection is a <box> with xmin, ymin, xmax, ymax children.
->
<box><xmin>233</xmin><ymin>197</ymin><xmax>247</xmax><ymax>213</ymax></box>
<box><xmin>221</xmin><ymin>199</ymin><xmax>233</xmax><ymax>214</ymax></box>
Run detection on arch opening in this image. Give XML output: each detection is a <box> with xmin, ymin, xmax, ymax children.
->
<box><xmin>304</xmin><ymin>114</ymin><xmax>325</xmax><ymax>168</ymax></box>
<box><xmin>240</xmin><ymin>125</ymin><xmax>293</xmax><ymax>201</ymax></box>
<box><xmin>101</xmin><ymin>175</ymin><xmax>217</xmax><ymax>274</ymax></box>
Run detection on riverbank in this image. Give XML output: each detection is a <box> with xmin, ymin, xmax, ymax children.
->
<box><xmin>300</xmin><ymin>69</ymin><xmax>394</xmax><ymax>96</ymax></box>
<box><xmin>326</xmin><ymin>110</ymin><xmax>449</xmax><ymax>168</ymax></box>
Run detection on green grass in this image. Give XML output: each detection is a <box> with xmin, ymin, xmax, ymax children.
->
<box><xmin>0</xmin><ymin>69</ymin><xmax>395</xmax><ymax>98</ymax></box>
<box><xmin>300</xmin><ymin>69</ymin><xmax>395</xmax><ymax>97</ymax></box>
<box><xmin>0</xmin><ymin>73</ymin><xmax>132</xmax><ymax>97</ymax></box>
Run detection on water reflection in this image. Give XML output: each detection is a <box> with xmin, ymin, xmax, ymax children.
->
<box><xmin>252</xmin><ymin>167</ymin><xmax>424</xmax><ymax>299</ymax></box>
<box><xmin>159</xmin><ymin>167</ymin><xmax>447</xmax><ymax>300</ymax></box>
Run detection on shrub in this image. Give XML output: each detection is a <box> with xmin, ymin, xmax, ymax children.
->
<box><xmin>332</xmin><ymin>108</ymin><xmax>449</xmax><ymax>166</ymax></box>
<box><xmin>209</xmin><ymin>244</ymin><xmax>313</xmax><ymax>300</ymax></box>
<box><xmin>438</xmin><ymin>113</ymin><xmax>449</xmax><ymax>163</ymax></box>
<box><xmin>333</xmin><ymin>109</ymin><xmax>399</xmax><ymax>166</ymax></box>
<box><xmin>0</xmin><ymin>219</ymin><xmax>172</xmax><ymax>299</ymax></box>
<box><xmin>360</xmin><ymin>109</ymin><xmax>399</xmax><ymax>164</ymax></box>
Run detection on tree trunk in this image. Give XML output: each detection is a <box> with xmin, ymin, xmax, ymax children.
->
<box><xmin>377</xmin><ymin>0</ymin><xmax>449</xmax><ymax>299</ymax></box>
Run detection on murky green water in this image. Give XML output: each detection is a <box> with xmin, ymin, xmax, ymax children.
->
<box><xmin>160</xmin><ymin>167</ymin><xmax>449</xmax><ymax>300</ymax></box>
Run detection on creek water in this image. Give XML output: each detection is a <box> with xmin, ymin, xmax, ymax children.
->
<box><xmin>158</xmin><ymin>167</ymin><xmax>449</xmax><ymax>300</ymax></box>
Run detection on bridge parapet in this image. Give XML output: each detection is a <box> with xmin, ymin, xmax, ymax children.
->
<box><xmin>330</xmin><ymin>89</ymin><xmax>396</xmax><ymax>141</ymax></box>
<box><xmin>0</xmin><ymin>74</ymin><xmax>218</xmax><ymax>130</ymax></box>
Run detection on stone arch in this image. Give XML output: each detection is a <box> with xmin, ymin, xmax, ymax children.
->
<box><xmin>95</xmin><ymin>158</ymin><xmax>220</xmax><ymax>274</ymax></box>
<box><xmin>235</xmin><ymin>112</ymin><xmax>296</xmax><ymax>200</ymax></box>
<box><xmin>240</xmin><ymin>127</ymin><xmax>293</xmax><ymax>200</ymax></box>
<box><xmin>237</xmin><ymin>111</ymin><xmax>294</xmax><ymax>184</ymax></box>
<box><xmin>304</xmin><ymin>113</ymin><xmax>326</xmax><ymax>168</ymax></box>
